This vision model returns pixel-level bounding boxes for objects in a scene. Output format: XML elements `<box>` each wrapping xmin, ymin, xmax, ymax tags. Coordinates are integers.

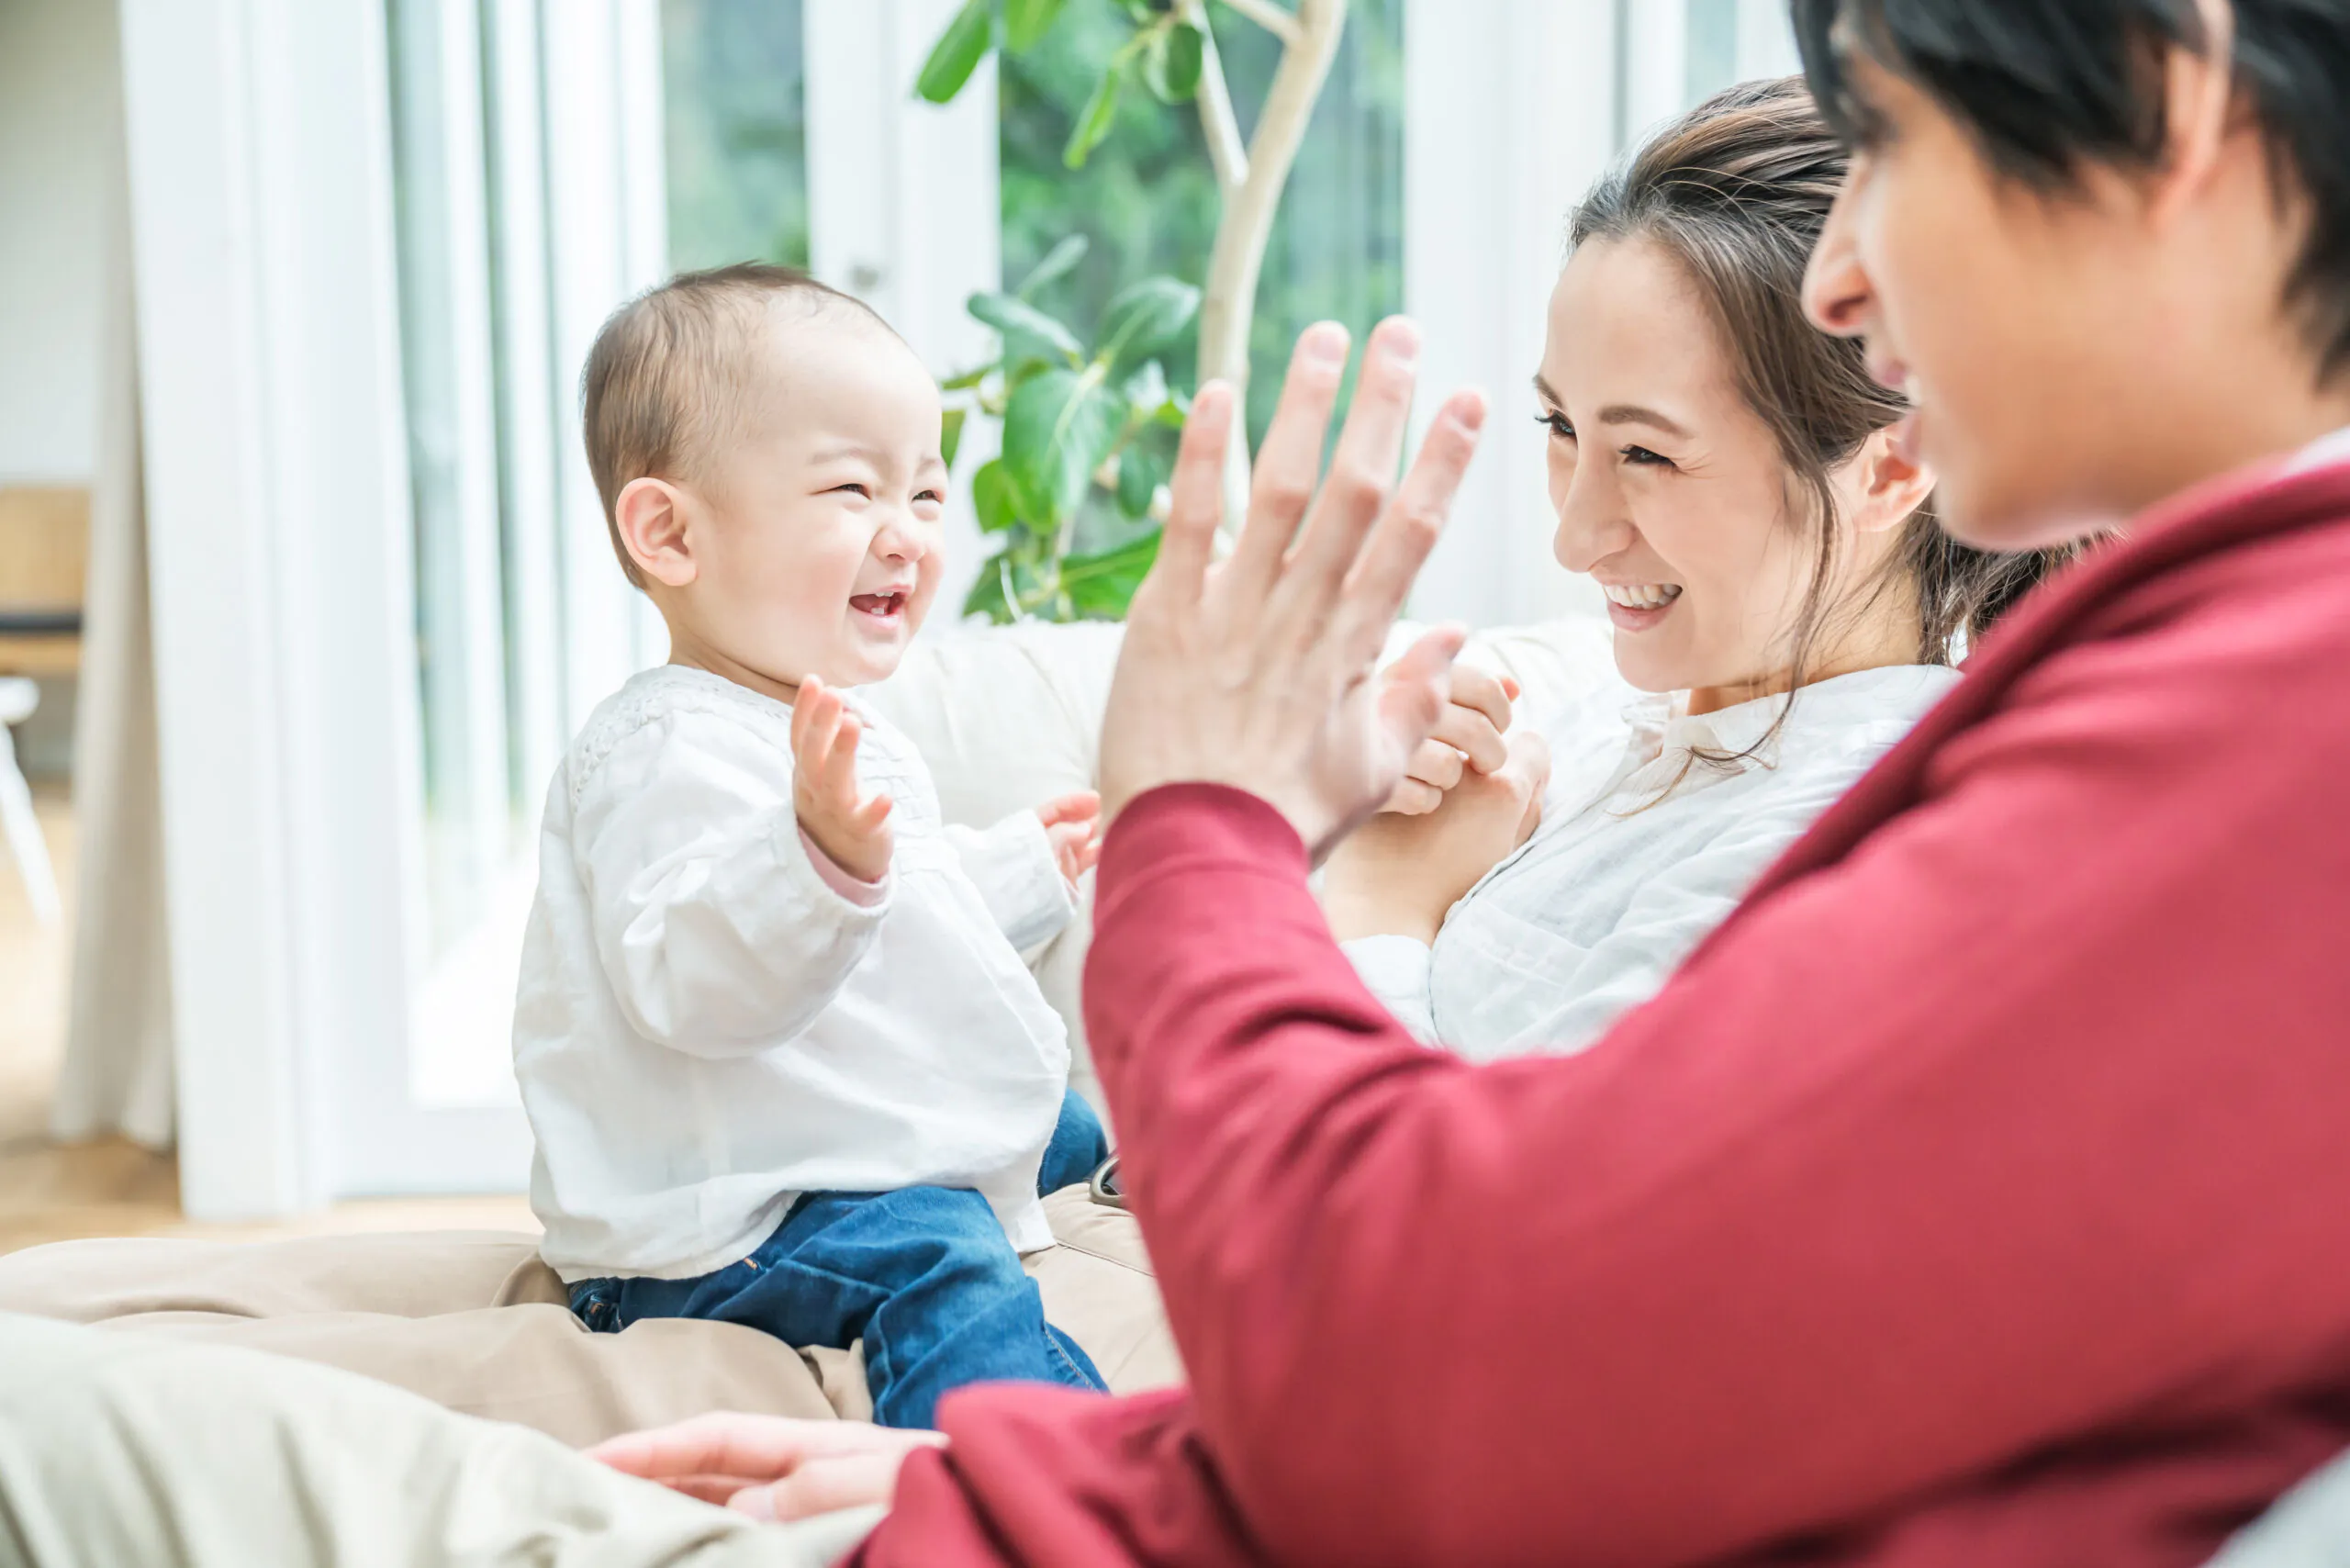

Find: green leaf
<box><xmin>1142</xmin><ymin>19</ymin><xmax>1205</xmax><ymax>103</ymax></box>
<box><xmin>915</xmin><ymin>0</ymin><xmax>995</xmax><ymax>105</ymax></box>
<box><xmin>966</xmin><ymin>291</ymin><xmax>1084</xmax><ymax>368</ymax></box>
<box><xmin>1122</xmin><ymin>357</ymin><xmax>1170</xmax><ymax>412</ymax></box>
<box><xmin>940</xmin><ymin>406</ymin><xmax>968</xmax><ymax>472</ymax></box>
<box><xmin>1114</xmin><ymin>423</ymin><xmax>1178</xmax><ymax>520</ymax></box>
<box><xmin>1003</xmin><ymin>367</ymin><xmax>1121</xmax><ymax>525</ymax></box>
<box><xmin>1096</xmin><ymin>276</ymin><xmax>1202</xmax><ymax>378</ymax></box>
<box><xmin>941</xmin><ymin>363</ymin><xmax>994</xmax><ymax>392</ymax></box>
<box><xmin>1004</xmin><ymin>0</ymin><xmax>1067</xmax><ymax>51</ymax></box>
<box><xmin>1015</xmin><ymin>234</ymin><xmax>1090</xmax><ymax>299</ymax></box>
<box><xmin>1114</xmin><ymin>446</ymin><xmax>1161</xmax><ymax>520</ymax></box>
<box><xmin>964</xmin><ymin>552</ymin><xmax>1017</xmax><ymax>622</ymax></box>
<box><xmin>1060</xmin><ymin>529</ymin><xmax>1163</xmax><ymax>621</ymax></box>
<box><xmin>1064</xmin><ymin>57</ymin><xmax>1127</xmax><ymax>169</ymax></box>
<box><xmin>971</xmin><ymin>457</ymin><xmax>1022</xmax><ymax>533</ymax></box>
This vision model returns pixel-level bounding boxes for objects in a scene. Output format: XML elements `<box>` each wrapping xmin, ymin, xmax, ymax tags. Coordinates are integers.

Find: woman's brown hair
<box><xmin>1570</xmin><ymin>76</ymin><xmax>2072</xmax><ymax>703</ymax></box>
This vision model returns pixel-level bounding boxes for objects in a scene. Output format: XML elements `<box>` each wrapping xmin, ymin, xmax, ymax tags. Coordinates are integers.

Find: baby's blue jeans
<box><xmin>568</xmin><ymin>1089</ymin><xmax>1110</xmax><ymax>1429</ymax></box>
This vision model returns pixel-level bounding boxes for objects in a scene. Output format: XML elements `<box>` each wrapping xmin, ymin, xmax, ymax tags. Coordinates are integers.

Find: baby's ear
<box><xmin>615</xmin><ymin>477</ymin><xmax>698</xmax><ymax>588</ymax></box>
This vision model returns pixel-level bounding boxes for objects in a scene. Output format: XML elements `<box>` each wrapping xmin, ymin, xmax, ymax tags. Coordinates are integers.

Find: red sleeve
<box><xmin>861</xmin><ymin>512</ymin><xmax>2350</xmax><ymax>1567</ymax></box>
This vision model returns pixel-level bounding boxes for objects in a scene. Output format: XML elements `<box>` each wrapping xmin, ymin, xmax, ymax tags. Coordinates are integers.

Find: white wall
<box><xmin>0</xmin><ymin>0</ymin><xmax>116</xmax><ymax>485</ymax></box>
<box><xmin>1403</xmin><ymin>0</ymin><xmax>1802</xmax><ymax>632</ymax></box>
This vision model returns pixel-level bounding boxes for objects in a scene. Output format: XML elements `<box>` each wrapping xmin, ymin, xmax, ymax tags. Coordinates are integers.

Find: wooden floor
<box><xmin>0</xmin><ymin>784</ymin><xmax>535</xmax><ymax>1257</ymax></box>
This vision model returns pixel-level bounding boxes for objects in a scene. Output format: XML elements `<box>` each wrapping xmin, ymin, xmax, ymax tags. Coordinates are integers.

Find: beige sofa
<box><xmin>0</xmin><ymin>618</ymin><xmax>1617</xmax><ymax>1446</ymax></box>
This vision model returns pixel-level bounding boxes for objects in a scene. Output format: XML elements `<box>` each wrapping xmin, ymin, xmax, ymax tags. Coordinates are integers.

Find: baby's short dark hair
<box><xmin>580</xmin><ymin>263</ymin><xmax>890</xmax><ymax>588</ymax></box>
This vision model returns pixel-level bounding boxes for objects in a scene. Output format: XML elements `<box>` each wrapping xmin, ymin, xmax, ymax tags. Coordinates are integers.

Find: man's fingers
<box><xmin>1375</xmin><ymin>624</ymin><xmax>1469</xmax><ymax>764</ymax></box>
<box><xmin>588</xmin><ymin>1413</ymin><xmax>858</xmax><ymax>1484</ymax></box>
<box><xmin>1228</xmin><ymin>324</ymin><xmax>1352</xmax><ymax>603</ymax></box>
<box><xmin>733</xmin><ymin>1450</ymin><xmax>923</xmax><ymax>1523</ymax></box>
<box><xmin>1283</xmin><ymin>319</ymin><xmax>1422</xmax><ymax>599</ymax></box>
<box><xmin>1152</xmin><ymin>382</ymin><xmax>1238</xmax><ymax>604</ymax></box>
<box><xmin>1332</xmin><ymin>390</ymin><xmax>1487</xmax><ymax>666</ymax></box>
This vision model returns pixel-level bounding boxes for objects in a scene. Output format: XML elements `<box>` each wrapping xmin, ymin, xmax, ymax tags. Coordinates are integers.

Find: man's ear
<box><xmin>1850</xmin><ymin>428</ymin><xmax>1935</xmax><ymax>536</ymax></box>
<box><xmin>2149</xmin><ymin>0</ymin><xmax>2237</xmax><ymax>230</ymax></box>
<box><xmin>615</xmin><ymin>476</ymin><xmax>697</xmax><ymax>588</ymax></box>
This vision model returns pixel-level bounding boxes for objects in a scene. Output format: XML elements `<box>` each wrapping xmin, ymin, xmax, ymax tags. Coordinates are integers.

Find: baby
<box><xmin>512</xmin><ymin>263</ymin><xmax>1110</xmax><ymax>1429</ymax></box>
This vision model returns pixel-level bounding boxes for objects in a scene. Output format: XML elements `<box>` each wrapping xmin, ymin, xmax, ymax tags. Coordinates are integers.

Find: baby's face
<box><xmin>680</xmin><ymin>312</ymin><xmax>948</xmax><ymax>689</ymax></box>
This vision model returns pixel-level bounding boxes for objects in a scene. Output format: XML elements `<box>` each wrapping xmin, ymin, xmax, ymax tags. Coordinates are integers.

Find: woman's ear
<box><xmin>1850</xmin><ymin>428</ymin><xmax>1935</xmax><ymax>536</ymax></box>
<box><xmin>615</xmin><ymin>476</ymin><xmax>697</xmax><ymax>588</ymax></box>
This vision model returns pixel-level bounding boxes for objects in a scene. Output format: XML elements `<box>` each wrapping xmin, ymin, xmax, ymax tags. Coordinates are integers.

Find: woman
<box><xmin>1327</xmin><ymin>80</ymin><xmax>2061</xmax><ymax>1059</ymax></box>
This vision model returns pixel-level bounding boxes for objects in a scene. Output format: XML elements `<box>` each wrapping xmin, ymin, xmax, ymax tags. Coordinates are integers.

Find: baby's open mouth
<box><xmin>851</xmin><ymin>591</ymin><xmax>907</xmax><ymax>620</ymax></box>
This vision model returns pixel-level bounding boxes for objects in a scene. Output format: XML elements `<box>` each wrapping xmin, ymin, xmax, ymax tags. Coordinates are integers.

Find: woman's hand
<box><xmin>792</xmin><ymin>678</ymin><xmax>893</xmax><ymax>884</ymax></box>
<box><xmin>1384</xmin><ymin>666</ymin><xmax>1518</xmax><ymax>816</ymax></box>
<box><xmin>1097</xmin><ymin>318</ymin><xmax>1488</xmax><ymax>860</ymax></box>
<box><xmin>1322</xmin><ymin>731</ymin><xmax>1552</xmax><ymax>944</ymax></box>
<box><xmin>587</xmin><ymin>1413</ymin><xmax>946</xmax><ymax>1522</ymax></box>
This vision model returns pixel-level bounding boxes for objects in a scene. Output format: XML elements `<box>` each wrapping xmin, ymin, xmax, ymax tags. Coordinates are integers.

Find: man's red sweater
<box><xmin>856</xmin><ymin>456</ymin><xmax>2350</xmax><ymax>1568</ymax></box>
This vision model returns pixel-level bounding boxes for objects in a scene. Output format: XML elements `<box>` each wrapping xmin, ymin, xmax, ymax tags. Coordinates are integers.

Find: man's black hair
<box><xmin>1791</xmin><ymin>0</ymin><xmax>2350</xmax><ymax>381</ymax></box>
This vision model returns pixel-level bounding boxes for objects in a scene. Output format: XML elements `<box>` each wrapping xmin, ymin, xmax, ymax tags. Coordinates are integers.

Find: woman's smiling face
<box><xmin>1539</xmin><ymin>235</ymin><xmax>1823</xmax><ymax>701</ymax></box>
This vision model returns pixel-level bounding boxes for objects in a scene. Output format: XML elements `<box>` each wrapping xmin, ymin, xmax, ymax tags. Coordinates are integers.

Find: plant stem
<box><xmin>1216</xmin><ymin>0</ymin><xmax>1304</xmax><ymax>48</ymax></box>
<box><xmin>1193</xmin><ymin>14</ymin><xmax>1249</xmax><ymax>194</ymax></box>
<box><xmin>1192</xmin><ymin>0</ymin><xmax>1348</xmax><ymax>521</ymax></box>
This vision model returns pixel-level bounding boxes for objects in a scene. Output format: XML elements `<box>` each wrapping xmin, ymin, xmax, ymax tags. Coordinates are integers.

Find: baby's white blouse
<box><xmin>1346</xmin><ymin>664</ymin><xmax>1961</xmax><ymax>1062</ymax></box>
<box><xmin>514</xmin><ymin>665</ymin><xmax>1076</xmax><ymax>1283</ymax></box>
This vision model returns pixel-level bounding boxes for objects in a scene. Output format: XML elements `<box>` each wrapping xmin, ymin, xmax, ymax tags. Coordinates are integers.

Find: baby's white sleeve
<box><xmin>943</xmin><ymin>811</ymin><xmax>1076</xmax><ymax>955</ymax></box>
<box><xmin>1341</xmin><ymin>935</ymin><xmax>1439</xmax><ymax>1045</ymax></box>
<box><xmin>574</xmin><ymin>712</ymin><xmax>887</xmax><ymax>1055</ymax></box>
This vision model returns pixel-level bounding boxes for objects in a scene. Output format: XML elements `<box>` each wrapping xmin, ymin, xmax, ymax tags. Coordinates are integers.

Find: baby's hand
<box><xmin>1036</xmin><ymin>791</ymin><xmax>1102</xmax><ymax>887</ymax></box>
<box><xmin>1383</xmin><ymin>667</ymin><xmax>1520</xmax><ymax>816</ymax></box>
<box><xmin>791</xmin><ymin>678</ymin><xmax>893</xmax><ymax>884</ymax></box>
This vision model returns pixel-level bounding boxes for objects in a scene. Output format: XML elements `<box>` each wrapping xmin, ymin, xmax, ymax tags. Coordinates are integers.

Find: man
<box><xmin>6</xmin><ymin>2</ymin><xmax>2350</xmax><ymax>1564</ymax></box>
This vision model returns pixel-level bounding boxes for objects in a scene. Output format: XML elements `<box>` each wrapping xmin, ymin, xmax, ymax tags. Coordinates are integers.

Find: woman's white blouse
<box><xmin>513</xmin><ymin>666</ymin><xmax>1075</xmax><ymax>1283</ymax></box>
<box><xmin>1345</xmin><ymin>664</ymin><xmax>1961</xmax><ymax>1062</ymax></box>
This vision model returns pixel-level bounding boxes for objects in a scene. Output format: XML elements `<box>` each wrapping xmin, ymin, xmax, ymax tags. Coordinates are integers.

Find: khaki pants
<box><xmin>0</xmin><ymin>1314</ymin><xmax>882</xmax><ymax>1568</ymax></box>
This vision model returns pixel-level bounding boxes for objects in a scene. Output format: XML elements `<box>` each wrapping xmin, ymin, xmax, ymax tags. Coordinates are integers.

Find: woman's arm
<box><xmin>1322</xmin><ymin>731</ymin><xmax>1549</xmax><ymax>1041</ymax></box>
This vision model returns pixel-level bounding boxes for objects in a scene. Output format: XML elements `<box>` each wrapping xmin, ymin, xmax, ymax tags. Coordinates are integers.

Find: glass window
<box><xmin>386</xmin><ymin>0</ymin><xmax>518</xmax><ymax>960</ymax></box>
<box><xmin>662</xmin><ymin>0</ymin><xmax>810</xmax><ymax>271</ymax></box>
<box><xmin>1685</xmin><ymin>0</ymin><xmax>1742</xmax><ymax>105</ymax></box>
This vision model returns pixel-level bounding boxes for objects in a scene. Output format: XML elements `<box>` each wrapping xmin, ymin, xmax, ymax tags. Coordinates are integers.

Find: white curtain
<box><xmin>50</xmin><ymin>50</ymin><xmax>173</xmax><ymax>1150</ymax></box>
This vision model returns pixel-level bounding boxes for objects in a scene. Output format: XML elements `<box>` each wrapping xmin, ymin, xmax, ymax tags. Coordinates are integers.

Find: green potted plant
<box><xmin>918</xmin><ymin>0</ymin><xmax>1351</xmax><ymax>622</ymax></box>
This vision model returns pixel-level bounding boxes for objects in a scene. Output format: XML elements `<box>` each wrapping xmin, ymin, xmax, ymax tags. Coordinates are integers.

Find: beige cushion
<box><xmin>0</xmin><ymin>1189</ymin><xmax>1172</xmax><ymax>1447</ymax></box>
<box><xmin>0</xmin><ymin>619</ymin><xmax>1599</xmax><ymax>1445</ymax></box>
